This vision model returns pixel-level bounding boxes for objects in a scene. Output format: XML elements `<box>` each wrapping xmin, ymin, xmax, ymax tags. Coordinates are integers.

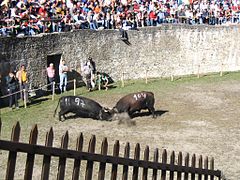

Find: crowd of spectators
<box><xmin>0</xmin><ymin>0</ymin><xmax>240</xmax><ymax>37</ymax></box>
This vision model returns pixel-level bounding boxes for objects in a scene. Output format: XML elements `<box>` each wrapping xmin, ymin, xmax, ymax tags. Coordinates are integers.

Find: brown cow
<box><xmin>112</xmin><ymin>91</ymin><xmax>156</xmax><ymax>118</ymax></box>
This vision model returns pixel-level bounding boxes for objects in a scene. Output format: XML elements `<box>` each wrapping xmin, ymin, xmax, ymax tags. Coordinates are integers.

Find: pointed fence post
<box><xmin>152</xmin><ymin>148</ymin><xmax>159</xmax><ymax>180</ymax></box>
<box><xmin>161</xmin><ymin>149</ymin><xmax>167</xmax><ymax>180</ymax></box>
<box><xmin>142</xmin><ymin>146</ymin><xmax>149</xmax><ymax>180</ymax></box>
<box><xmin>110</xmin><ymin>140</ymin><xmax>120</xmax><ymax>180</ymax></box>
<box><xmin>85</xmin><ymin>135</ymin><xmax>96</xmax><ymax>180</ymax></box>
<box><xmin>184</xmin><ymin>153</ymin><xmax>189</xmax><ymax>180</ymax></box>
<box><xmin>72</xmin><ymin>133</ymin><xmax>84</xmax><ymax>180</ymax></box>
<box><xmin>210</xmin><ymin>158</ymin><xmax>214</xmax><ymax>180</ymax></box>
<box><xmin>170</xmin><ymin>151</ymin><xmax>175</xmax><ymax>180</ymax></box>
<box><xmin>6</xmin><ymin>122</ymin><xmax>21</xmax><ymax>180</ymax></box>
<box><xmin>191</xmin><ymin>154</ymin><xmax>196</xmax><ymax>180</ymax></box>
<box><xmin>132</xmin><ymin>143</ymin><xmax>140</xmax><ymax>180</ymax></box>
<box><xmin>41</xmin><ymin>127</ymin><xmax>54</xmax><ymax>180</ymax></box>
<box><xmin>177</xmin><ymin>152</ymin><xmax>182</xmax><ymax>180</ymax></box>
<box><xmin>24</xmin><ymin>124</ymin><xmax>38</xmax><ymax>180</ymax></box>
<box><xmin>204</xmin><ymin>157</ymin><xmax>208</xmax><ymax>180</ymax></box>
<box><xmin>98</xmin><ymin>137</ymin><xmax>108</xmax><ymax>180</ymax></box>
<box><xmin>122</xmin><ymin>142</ymin><xmax>130</xmax><ymax>180</ymax></box>
<box><xmin>198</xmin><ymin>155</ymin><xmax>203</xmax><ymax>180</ymax></box>
<box><xmin>57</xmin><ymin>131</ymin><xmax>69</xmax><ymax>180</ymax></box>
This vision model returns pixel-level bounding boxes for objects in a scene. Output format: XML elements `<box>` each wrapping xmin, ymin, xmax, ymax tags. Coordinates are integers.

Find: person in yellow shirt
<box><xmin>16</xmin><ymin>65</ymin><xmax>29</xmax><ymax>103</ymax></box>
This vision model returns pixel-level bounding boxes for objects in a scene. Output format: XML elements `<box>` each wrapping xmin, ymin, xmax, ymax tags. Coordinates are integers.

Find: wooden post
<box><xmin>197</xmin><ymin>65</ymin><xmax>200</xmax><ymax>78</ymax></box>
<box><xmin>121</xmin><ymin>72</ymin><xmax>124</xmax><ymax>88</ymax></box>
<box><xmin>73</xmin><ymin>79</ymin><xmax>76</xmax><ymax>96</ymax></box>
<box><xmin>145</xmin><ymin>69</ymin><xmax>148</xmax><ymax>84</ymax></box>
<box><xmin>23</xmin><ymin>89</ymin><xmax>27</xmax><ymax>108</ymax></box>
<box><xmin>220</xmin><ymin>63</ymin><xmax>223</xmax><ymax>76</ymax></box>
<box><xmin>52</xmin><ymin>82</ymin><xmax>55</xmax><ymax>101</ymax></box>
<box><xmin>98</xmin><ymin>74</ymin><xmax>101</xmax><ymax>91</ymax></box>
<box><xmin>171</xmin><ymin>67</ymin><xmax>174</xmax><ymax>81</ymax></box>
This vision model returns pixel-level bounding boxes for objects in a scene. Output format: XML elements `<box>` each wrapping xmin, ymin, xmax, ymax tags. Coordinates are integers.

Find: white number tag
<box><xmin>133</xmin><ymin>93</ymin><xmax>146</xmax><ymax>101</ymax></box>
<box><xmin>75</xmin><ymin>98</ymin><xmax>85</xmax><ymax>107</ymax></box>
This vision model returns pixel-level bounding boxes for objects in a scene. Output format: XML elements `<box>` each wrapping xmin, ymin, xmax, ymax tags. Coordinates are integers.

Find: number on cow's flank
<box><xmin>133</xmin><ymin>93</ymin><xmax>146</xmax><ymax>101</ymax></box>
<box><xmin>75</xmin><ymin>98</ymin><xmax>85</xmax><ymax>107</ymax></box>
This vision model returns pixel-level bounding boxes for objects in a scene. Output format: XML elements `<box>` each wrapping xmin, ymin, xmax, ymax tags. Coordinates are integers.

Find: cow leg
<box><xmin>148</xmin><ymin>107</ymin><xmax>156</xmax><ymax>118</ymax></box>
<box><xmin>59</xmin><ymin>110</ymin><xmax>69</xmax><ymax>121</ymax></box>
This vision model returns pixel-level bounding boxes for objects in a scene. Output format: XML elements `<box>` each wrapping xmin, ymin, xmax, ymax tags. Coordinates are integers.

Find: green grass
<box><xmin>1</xmin><ymin>71</ymin><xmax>240</xmax><ymax>139</ymax></box>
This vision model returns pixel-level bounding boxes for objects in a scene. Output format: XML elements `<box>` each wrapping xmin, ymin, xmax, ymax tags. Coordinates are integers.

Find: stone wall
<box><xmin>0</xmin><ymin>24</ymin><xmax>240</xmax><ymax>89</ymax></box>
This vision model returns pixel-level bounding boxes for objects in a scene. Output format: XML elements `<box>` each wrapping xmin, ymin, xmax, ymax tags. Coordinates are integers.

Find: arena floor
<box><xmin>1</xmin><ymin>77</ymin><xmax>240</xmax><ymax>179</ymax></box>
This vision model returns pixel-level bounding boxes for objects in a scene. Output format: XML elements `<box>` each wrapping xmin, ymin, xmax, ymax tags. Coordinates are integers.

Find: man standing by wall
<box><xmin>46</xmin><ymin>63</ymin><xmax>55</xmax><ymax>92</ymax></box>
<box><xmin>6</xmin><ymin>71</ymin><xmax>19</xmax><ymax>109</ymax></box>
<box><xmin>59</xmin><ymin>59</ymin><xmax>69</xmax><ymax>93</ymax></box>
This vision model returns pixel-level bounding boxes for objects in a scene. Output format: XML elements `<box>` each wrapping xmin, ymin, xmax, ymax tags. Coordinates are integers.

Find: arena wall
<box><xmin>0</xmin><ymin>24</ymin><xmax>240</xmax><ymax>88</ymax></box>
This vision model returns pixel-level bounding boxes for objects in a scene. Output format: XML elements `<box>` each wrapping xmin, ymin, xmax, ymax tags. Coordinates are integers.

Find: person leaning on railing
<box><xmin>16</xmin><ymin>64</ymin><xmax>29</xmax><ymax>103</ymax></box>
<box><xmin>6</xmin><ymin>71</ymin><xmax>19</xmax><ymax>110</ymax></box>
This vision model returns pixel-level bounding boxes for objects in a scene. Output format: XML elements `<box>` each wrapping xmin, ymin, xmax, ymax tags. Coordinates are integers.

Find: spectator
<box><xmin>6</xmin><ymin>71</ymin><xmax>19</xmax><ymax>109</ymax></box>
<box><xmin>96</xmin><ymin>71</ymin><xmax>109</xmax><ymax>91</ymax></box>
<box><xmin>82</xmin><ymin>60</ymin><xmax>92</xmax><ymax>92</ymax></box>
<box><xmin>46</xmin><ymin>63</ymin><xmax>55</xmax><ymax>92</ymax></box>
<box><xmin>16</xmin><ymin>64</ymin><xmax>29</xmax><ymax>103</ymax></box>
<box><xmin>59</xmin><ymin>59</ymin><xmax>69</xmax><ymax>93</ymax></box>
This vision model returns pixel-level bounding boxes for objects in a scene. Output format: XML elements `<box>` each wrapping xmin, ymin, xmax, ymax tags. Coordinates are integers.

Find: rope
<box><xmin>0</xmin><ymin>79</ymin><xmax>77</xmax><ymax>99</ymax></box>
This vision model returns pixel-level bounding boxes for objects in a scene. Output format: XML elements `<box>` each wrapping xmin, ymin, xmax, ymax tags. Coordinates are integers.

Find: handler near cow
<box><xmin>54</xmin><ymin>91</ymin><xmax>156</xmax><ymax>122</ymax></box>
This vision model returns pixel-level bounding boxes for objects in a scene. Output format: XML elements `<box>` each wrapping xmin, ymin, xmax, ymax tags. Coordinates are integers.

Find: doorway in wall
<box><xmin>47</xmin><ymin>54</ymin><xmax>61</xmax><ymax>91</ymax></box>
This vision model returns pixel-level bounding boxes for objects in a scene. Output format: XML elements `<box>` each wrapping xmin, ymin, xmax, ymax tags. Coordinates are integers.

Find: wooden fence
<box><xmin>0</xmin><ymin>120</ymin><xmax>222</xmax><ymax>180</ymax></box>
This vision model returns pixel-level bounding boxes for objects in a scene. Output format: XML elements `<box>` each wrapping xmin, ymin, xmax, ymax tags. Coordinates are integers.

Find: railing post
<box><xmin>73</xmin><ymin>79</ymin><xmax>76</xmax><ymax>96</ymax></box>
<box><xmin>52</xmin><ymin>82</ymin><xmax>55</xmax><ymax>101</ymax></box>
<box><xmin>23</xmin><ymin>89</ymin><xmax>27</xmax><ymax>108</ymax></box>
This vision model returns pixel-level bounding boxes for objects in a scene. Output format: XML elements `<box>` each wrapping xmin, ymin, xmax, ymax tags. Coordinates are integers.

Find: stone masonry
<box><xmin>0</xmin><ymin>24</ymin><xmax>240</xmax><ymax>89</ymax></box>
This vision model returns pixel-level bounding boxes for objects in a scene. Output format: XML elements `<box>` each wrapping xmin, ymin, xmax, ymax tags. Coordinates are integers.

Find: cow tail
<box><xmin>53</xmin><ymin>97</ymin><xmax>61</xmax><ymax>117</ymax></box>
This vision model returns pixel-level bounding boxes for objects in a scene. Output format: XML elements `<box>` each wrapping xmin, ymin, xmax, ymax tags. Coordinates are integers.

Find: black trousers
<box><xmin>9</xmin><ymin>88</ymin><xmax>18</xmax><ymax>108</ymax></box>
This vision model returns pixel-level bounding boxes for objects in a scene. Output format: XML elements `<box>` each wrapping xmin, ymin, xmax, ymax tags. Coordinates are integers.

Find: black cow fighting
<box><xmin>112</xmin><ymin>91</ymin><xmax>156</xmax><ymax>118</ymax></box>
<box><xmin>54</xmin><ymin>96</ymin><xmax>112</xmax><ymax>121</ymax></box>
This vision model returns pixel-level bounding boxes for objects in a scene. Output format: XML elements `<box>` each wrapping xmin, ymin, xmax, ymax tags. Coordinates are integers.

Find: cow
<box><xmin>54</xmin><ymin>96</ymin><xmax>112</xmax><ymax>121</ymax></box>
<box><xmin>112</xmin><ymin>91</ymin><xmax>156</xmax><ymax>118</ymax></box>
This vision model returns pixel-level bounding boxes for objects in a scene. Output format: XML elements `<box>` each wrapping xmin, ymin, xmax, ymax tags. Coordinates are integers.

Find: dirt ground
<box><xmin>1</xmin><ymin>79</ymin><xmax>240</xmax><ymax>179</ymax></box>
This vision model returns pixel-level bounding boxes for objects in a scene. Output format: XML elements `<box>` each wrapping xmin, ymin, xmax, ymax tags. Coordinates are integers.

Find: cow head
<box><xmin>99</xmin><ymin>107</ymin><xmax>113</xmax><ymax>121</ymax></box>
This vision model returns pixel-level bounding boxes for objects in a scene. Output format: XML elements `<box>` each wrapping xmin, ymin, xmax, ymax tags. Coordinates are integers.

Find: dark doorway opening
<box><xmin>47</xmin><ymin>54</ymin><xmax>61</xmax><ymax>92</ymax></box>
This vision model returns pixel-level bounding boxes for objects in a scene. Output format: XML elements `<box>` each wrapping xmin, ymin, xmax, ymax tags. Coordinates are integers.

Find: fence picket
<box><xmin>122</xmin><ymin>142</ymin><xmax>130</xmax><ymax>180</ymax></box>
<box><xmin>177</xmin><ymin>152</ymin><xmax>182</xmax><ymax>180</ymax></box>
<box><xmin>98</xmin><ymin>137</ymin><xmax>108</xmax><ymax>180</ymax></box>
<box><xmin>170</xmin><ymin>151</ymin><xmax>175</xmax><ymax>180</ymax></box>
<box><xmin>5</xmin><ymin>121</ymin><xmax>20</xmax><ymax>180</ymax></box>
<box><xmin>142</xmin><ymin>145</ymin><xmax>149</xmax><ymax>180</ymax></box>
<box><xmin>152</xmin><ymin>148</ymin><xmax>159</xmax><ymax>180</ymax></box>
<box><xmin>24</xmin><ymin>124</ymin><xmax>38</xmax><ymax>180</ymax></box>
<box><xmin>198</xmin><ymin>155</ymin><xmax>203</xmax><ymax>180</ymax></box>
<box><xmin>110</xmin><ymin>140</ymin><xmax>120</xmax><ymax>180</ymax></box>
<box><xmin>132</xmin><ymin>143</ymin><xmax>140</xmax><ymax>180</ymax></box>
<box><xmin>57</xmin><ymin>131</ymin><xmax>69</xmax><ymax>180</ymax></box>
<box><xmin>184</xmin><ymin>153</ymin><xmax>189</xmax><ymax>180</ymax></box>
<box><xmin>41</xmin><ymin>127</ymin><xmax>54</xmax><ymax>180</ymax></box>
<box><xmin>72</xmin><ymin>133</ymin><xmax>84</xmax><ymax>180</ymax></box>
<box><xmin>161</xmin><ymin>149</ymin><xmax>167</xmax><ymax>180</ymax></box>
<box><xmin>85</xmin><ymin>135</ymin><xmax>96</xmax><ymax>180</ymax></box>
<box><xmin>204</xmin><ymin>157</ymin><xmax>208</xmax><ymax>180</ymax></box>
<box><xmin>191</xmin><ymin>154</ymin><xmax>196</xmax><ymax>180</ymax></box>
<box><xmin>210</xmin><ymin>158</ymin><xmax>214</xmax><ymax>180</ymax></box>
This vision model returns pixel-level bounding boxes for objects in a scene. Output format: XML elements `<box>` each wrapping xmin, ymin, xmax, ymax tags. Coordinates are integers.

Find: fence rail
<box><xmin>0</xmin><ymin>120</ymin><xmax>222</xmax><ymax>180</ymax></box>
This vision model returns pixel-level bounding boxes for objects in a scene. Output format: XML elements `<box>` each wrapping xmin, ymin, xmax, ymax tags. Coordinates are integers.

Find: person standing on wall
<box><xmin>59</xmin><ymin>59</ymin><xmax>69</xmax><ymax>93</ymax></box>
<box><xmin>16</xmin><ymin>64</ymin><xmax>29</xmax><ymax>103</ymax></box>
<box><xmin>46</xmin><ymin>63</ymin><xmax>55</xmax><ymax>92</ymax></box>
<box><xmin>87</xmin><ymin>57</ymin><xmax>96</xmax><ymax>89</ymax></box>
<box><xmin>6</xmin><ymin>71</ymin><xmax>19</xmax><ymax>109</ymax></box>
